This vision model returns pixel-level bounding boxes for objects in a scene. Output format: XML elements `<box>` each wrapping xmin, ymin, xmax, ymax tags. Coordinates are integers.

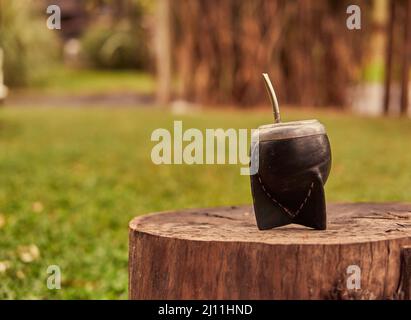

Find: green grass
<box><xmin>28</xmin><ymin>67</ymin><xmax>156</xmax><ymax>95</ymax></box>
<box><xmin>0</xmin><ymin>106</ymin><xmax>410</xmax><ymax>299</ymax></box>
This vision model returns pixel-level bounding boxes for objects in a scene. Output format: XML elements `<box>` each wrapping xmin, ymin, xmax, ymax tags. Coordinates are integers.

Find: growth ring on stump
<box><xmin>129</xmin><ymin>203</ymin><xmax>411</xmax><ymax>300</ymax></box>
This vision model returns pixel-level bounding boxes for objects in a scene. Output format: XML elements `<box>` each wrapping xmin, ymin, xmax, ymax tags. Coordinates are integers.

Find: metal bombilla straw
<box><xmin>262</xmin><ymin>73</ymin><xmax>281</xmax><ymax>123</ymax></box>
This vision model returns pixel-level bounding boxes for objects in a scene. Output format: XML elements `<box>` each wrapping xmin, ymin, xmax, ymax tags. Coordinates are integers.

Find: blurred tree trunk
<box><xmin>384</xmin><ymin>0</ymin><xmax>395</xmax><ymax>114</ymax></box>
<box><xmin>155</xmin><ymin>0</ymin><xmax>171</xmax><ymax>105</ymax></box>
<box><xmin>384</xmin><ymin>0</ymin><xmax>410</xmax><ymax>116</ymax></box>
<box><xmin>369</xmin><ymin>0</ymin><xmax>388</xmax><ymax>113</ymax></box>
<box><xmin>171</xmin><ymin>0</ymin><xmax>372</xmax><ymax>107</ymax></box>
<box><xmin>400</xmin><ymin>0</ymin><xmax>411</xmax><ymax>115</ymax></box>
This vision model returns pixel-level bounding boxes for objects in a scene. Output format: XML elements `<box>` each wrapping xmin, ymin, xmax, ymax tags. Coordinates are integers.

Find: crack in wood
<box><xmin>353</xmin><ymin>212</ymin><xmax>411</xmax><ymax>220</ymax></box>
<box><xmin>202</xmin><ymin>212</ymin><xmax>237</xmax><ymax>220</ymax></box>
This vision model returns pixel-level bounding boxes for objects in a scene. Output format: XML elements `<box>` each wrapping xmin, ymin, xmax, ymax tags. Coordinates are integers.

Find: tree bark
<box><xmin>398</xmin><ymin>246</ymin><xmax>411</xmax><ymax>299</ymax></box>
<box><xmin>129</xmin><ymin>203</ymin><xmax>411</xmax><ymax>300</ymax></box>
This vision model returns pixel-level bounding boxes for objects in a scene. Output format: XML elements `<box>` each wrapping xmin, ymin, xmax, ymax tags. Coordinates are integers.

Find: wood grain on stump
<box><xmin>129</xmin><ymin>203</ymin><xmax>411</xmax><ymax>300</ymax></box>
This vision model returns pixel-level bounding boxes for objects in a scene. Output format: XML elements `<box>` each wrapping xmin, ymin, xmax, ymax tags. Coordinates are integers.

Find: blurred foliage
<box><xmin>0</xmin><ymin>0</ymin><xmax>60</xmax><ymax>87</ymax></box>
<box><xmin>363</xmin><ymin>60</ymin><xmax>385</xmax><ymax>83</ymax></box>
<box><xmin>85</xmin><ymin>0</ymin><xmax>156</xmax><ymax>15</ymax></box>
<box><xmin>81</xmin><ymin>21</ymin><xmax>149</xmax><ymax>70</ymax></box>
<box><xmin>81</xmin><ymin>1</ymin><xmax>150</xmax><ymax>70</ymax></box>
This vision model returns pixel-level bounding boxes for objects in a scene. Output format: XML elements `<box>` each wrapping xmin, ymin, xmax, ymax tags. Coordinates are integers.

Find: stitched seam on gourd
<box><xmin>257</xmin><ymin>174</ymin><xmax>314</xmax><ymax>219</ymax></box>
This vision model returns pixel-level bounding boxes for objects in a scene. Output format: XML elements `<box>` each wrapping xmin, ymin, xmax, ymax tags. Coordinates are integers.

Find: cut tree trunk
<box><xmin>129</xmin><ymin>203</ymin><xmax>411</xmax><ymax>300</ymax></box>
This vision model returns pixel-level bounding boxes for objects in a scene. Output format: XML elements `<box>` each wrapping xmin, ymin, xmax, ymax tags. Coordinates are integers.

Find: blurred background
<box><xmin>0</xmin><ymin>0</ymin><xmax>410</xmax><ymax>299</ymax></box>
<box><xmin>1</xmin><ymin>0</ymin><xmax>410</xmax><ymax>113</ymax></box>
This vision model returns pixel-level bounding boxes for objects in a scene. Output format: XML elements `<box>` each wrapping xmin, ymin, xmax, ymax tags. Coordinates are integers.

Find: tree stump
<box><xmin>129</xmin><ymin>203</ymin><xmax>411</xmax><ymax>300</ymax></box>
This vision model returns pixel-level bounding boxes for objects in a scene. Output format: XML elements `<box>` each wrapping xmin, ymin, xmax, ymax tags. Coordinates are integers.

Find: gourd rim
<box><xmin>256</xmin><ymin>119</ymin><xmax>326</xmax><ymax>141</ymax></box>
